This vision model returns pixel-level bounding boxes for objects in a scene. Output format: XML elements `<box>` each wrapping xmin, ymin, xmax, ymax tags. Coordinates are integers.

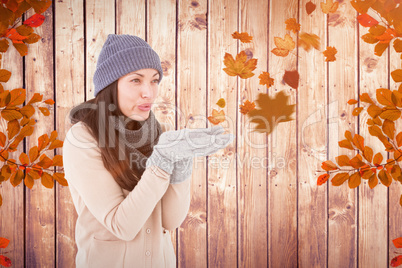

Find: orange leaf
<box><xmin>391</xmin><ymin>69</ymin><xmax>402</xmax><ymax>83</ymax></box>
<box><xmin>239</xmin><ymin>100</ymin><xmax>255</xmax><ymax>115</ymax></box>
<box><xmin>259</xmin><ymin>72</ymin><xmax>274</xmax><ymax>88</ymax></box>
<box><xmin>374</xmin><ymin>41</ymin><xmax>389</xmax><ymax>56</ymax></box>
<box><xmin>48</xmin><ymin>139</ymin><xmax>63</xmax><ymax>150</ymax></box>
<box><xmin>320</xmin><ymin>0</ymin><xmax>339</xmax><ymax>13</ymax></box>
<box><xmin>306</xmin><ymin>1</ymin><xmax>317</xmax><ymax>15</ymax></box>
<box><xmin>321</xmin><ymin>160</ymin><xmax>337</xmax><ymax>171</ymax></box>
<box><xmin>285</xmin><ymin>18</ymin><xmax>300</xmax><ymax>33</ymax></box>
<box><xmin>0</xmin><ymin>132</ymin><xmax>6</xmax><ymax>147</ymax></box>
<box><xmin>23</xmin><ymin>13</ymin><xmax>45</xmax><ymax>27</ymax></box>
<box><xmin>349</xmin><ymin>154</ymin><xmax>365</xmax><ymax>168</ymax></box>
<box><xmin>373</xmin><ymin>152</ymin><xmax>383</xmax><ymax>166</ymax></box>
<box><xmin>49</xmin><ymin>130</ymin><xmax>58</xmax><ymax>143</ymax></box>
<box><xmin>367</xmin><ymin>104</ymin><xmax>383</xmax><ymax>118</ymax></box>
<box><xmin>0</xmin><ymin>237</ymin><xmax>10</xmax><ymax>248</ymax></box>
<box><xmin>323</xmin><ymin>46</ymin><xmax>337</xmax><ymax>62</ymax></box>
<box><xmin>370</xmin><ymin>25</ymin><xmax>386</xmax><ymax>36</ymax></box>
<box><xmin>271</xmin><ymin>34</ymin><xmax>295</xmax><ymax>57</ymax></box>
<box><xmin>53</xmin><ymin>172</ymin><xmax>68</xmax><ymax>186</ymax></box>
<box><xmin>0</xmin><ymin>39</ymin><xmax>9</xmax><ymax>53</ymax></box>
<box><xmin>7</xmin><ymin>119</ymin><xmax>19</xmax><ymax>140</ymax></box>
<box><xmin>216</xmin><ymin>98</ymin><xmax>226</xmax><ymax>108</ymax></box>
<box><xmin>283</xmin><ymin>70</ymin><xmax>299</xmax><ymax>89</ymax></box>
<box><xmin>19</xmin><ymin>152</ymin><xmax>29</xmax><ymax>165</ymax></box>
<box><xmin>12</xmin><ymin>42</ymin><xmax>28</xmax><ymax>57</ymax></box>
<box><xmin>5</xmin><ymin>0</ymin><xmax>18</xmax><ymax>12</ymax></box>
<box><xmin>391</xmin><ymin>255</ymin><xmax>402</xmax><ymax>267</ymax></box>
<box><xmin>336</xmin><ymin>155</ymin><xmax>351</xmax><ymax>166</ymax></box>
<box><xmin>375</xmin><ymin>28</ymin><xmax>396</xmax><ymax>44</ymax></box>
<box><xmin>350</xmin><ymin>0</ymin><xmax>376</xmax><ymax>14</ymax></box>
<box><xmin>8</xmin><ymin>88</ymin><xmax>25</xmax><ymax>106</ymax></box>
<box><xmin>394</xmin><ymin>237</ymin><xmax>402</xmax><ymax>248</ymax></box>
<box><xmin>368</xmin><ymin>173</ymin><xmax>378</xmax><ymax>189</ymax></box>
<box><xmin>378</xmin><ymin>169</ymin><xmax>392</xmax><ymax>186</ymax></box>
<box><xmin>26</xmin><ymin>0</ymin><xmax>52</xmax><ymax>14</ymax></box>
<box><xmin>331</xmin><ymin>172</ymin><xmax>349</xmax><ymax>186</ymax></box>
<box><xmin>9</xmin><ymin>169</ymin><xmax>24</xmax><ymax>187</ymax></box>
<box><xmin>352</xmin><ymin>107</ymin><xmax>364</xmax><ymax>116</ymax></box>
<box><xmin>24</xmin><ymin>173</ymin><xmax>34</xmax><ymax>189</ymax></box>
<box><xmin>19</xmin><ymin>104</ymin><xmax>35</xmax><ymax>118</ymax></box>
<box><xmin>38</xmin><ymin>106</ymin><xmax>50</xmax><ymax>116</ymax></box>
<box><xmin>298</xmin><ymin>32</ymin><xmax>320</xmax><ymax>51</ymax></box>
<box><xmin>357</xmin><ymin>13</ymin><xmax>379</xmax><ymax>27</ymax></box>
<box><xmin>24</xmin><ymin>33</ymin><xmax>41</xmax><ymax>44</ymax></box>
<box><xmin>27</xmin><ymin>92</ymin><xmax>43</xmax><ymax>105</ymax></box>
<box><xmin>339</xmin><ymin>139</ymin><xmax>354</xmax><ymax>150</ymax></box>
<box><xmin>360</xmin><ymin>93</ymin><xmax>374</xmax><ymax>104</ymax></box>
<box><xmin>36</xmin><ymin>154</ymin><xmax>53</xmax><ymax>169</ymax></box>
<box><xmin>4</xmin><ymin>28</ymin><xmax>27</xmax><ymax>43</ymax></box>
<box><xmin>208</xmin><ymin>109</ymin><xmax>225</xmax><ymax>125</ymax></box>
<box><xmin>44</xmin><ymin>98</ymin><xmax>55</xmax><ymax>105</ymax></box>
<box><xmin>52</xmin><ymin>155</ymin><xmax>63</xmax><ymax>166</ymax></box>
<box><xmin>363</xmin><ymin>146</ymin><xmax>373</xmax><ymax>162</ymax></box>
<box><xmin>1</xmin><ymin>109</ymin><xmax>23</xmax><ymax>121</ymax></box>
<box><xmin>394</xmin><ymin>39</ymin><xmax>402</xmax><ymax>53</ymax></box>
<box><xmin>15</xmin><ymin>24</ymin><xmax>33</xmax><ymax>36</ymax></box>
<box><xmin>41</xmin><ymin>172</ymin><xmax>53</xmax><ymax>189</ymax></box>
<box><xmin>232</xmin><ymin>31</ymin><xmax>253</xmax><ymax>43</ymax></box>
<box><xmin>382</xmin><ymin>119</ymin><xmax>395</xmax><ymax>139</ymax></box>
<box><xmin>396</xmin><ymin>131</ymin><xmax>402</xmax><ymax>147</ymax></box>
<box><xmin>379</xmin><ymin>109</ymin><xmax>401</xmax><ymax>121</ymax></box>
<box><xmin>347</xmin><ymin>99</ymin><xmax>358</xmax><ymax>105</ymax></box>
<box><xmin>317</xmin><ymin>173</ymin><xmax>329</xmax><ymax>185</ymax></box>
<box><xmin>362</xmin><ymin>32</ymin><xmax>380</xmax><ymax>44</ymax></box>
<box><xmin>352</xmin><ymin>134</ymin><xmax>364</xmax><ymax>151</ymax></box>
<box><xmin>348</xmin><ymin>172</ymin><xmax>361</xmax><ymax>188</ymax></box>
<box><xmin>29</xmin><ymin>146</ymin><xmax>39</xmax><ymax>163</ymax></box>
<box><xmin>38</xmin><ymin>134</ymin><xmax>49</xmax><ymax>151</ymax></box>
<box><xmin>0</xmin><ymin>69</ymin><xmax>11</xmax><ymax>83</ymax></box>
<box><xmin>223</xmin><ymin>51</ymin><xmax>257</xmax><ymax>79</ymax></box>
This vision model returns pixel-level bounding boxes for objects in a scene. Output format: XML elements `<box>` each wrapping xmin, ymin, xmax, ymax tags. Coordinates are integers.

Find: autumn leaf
<box><xmin>348</xmin><ymin>172</ymin><xmax>361</xmax><ymax>188</ymax></box>
<box><xmin>378</xmin><ymin>169</ymin><xmax>392</xmax><ymax>186</ymax></box>
<box><xmin>0</xmin><ymin>39</ymin><xmax>9</xmax><ymax>53</ymax></box>
<box><xmin>317</xmin><ymin>173</ymin><xmax>329</xmax><ymax>185</ymax></box>
<box><xmin>357</xmin><ymin>13</ymin><xmax>379</xmax><ymax>27</ymax></box>
<box><xmin>41</xmin><ymin>172</ymin><xmax>53</xmax><ymax>188</ymax></box>
<box><xmin>271</xmin><ymin>34</ymin><xmax>295</xmax><ymax>57</ymax></box>
<box><xmin>239</xmin><ymin>100</ymin><xmax>255</xmax><ymax>115</ymax></box>
<box><xmin>320</xmin><ymin>0</ymin><xmax>339</xmax><ymax>14</ymax></box>
<box><xmin>323</xmin><ymin>46</ymin><xmax>337</xmax><ymax>61</ymax></box>
<box><xmin>23</xmin><ymin>13</ymin><xmax>45</xmax><ymax>27</ymax></box>
<box><xmin>16</xmin><ymin>24</ymin><xmax>33</xmax><ymax>37</ymax></box>
<box><xmin>374</xmin><ymin>41</ymin><xmax>389</xmax><ymax>56</ymax></box>
<box><xmin>216</xmin><ymin>98</ymin><xmax>226</xmax><ymax>108</ymax></box>
<box><xmin>24</xmin><ymin>33</ymin><xmax>41</xmax><ymax>44</ymax></box>
<box><xmin>285</xmin><ymin>18</ymin><xmax>300</xmax><ymax>33</ymax></box>
<box><xmin>208</xmin><ymin>109</ymin><xmax>225</xmax><ymax>125</ymax></box>
<box><xmin>0</xmin><ymin>255</ymin><xmax>12</xmax><ymax>267</ymax></box>
<box><xmin>347</xmin><ymin>99</ymin><xmax>358</xmax><ymax>105</ymax></box>
<box><xmin>232</xmin><ymin>31</ymin><xmax>253</xmax><ymax>43</ymax></box>
<box><xmin>306</xmin><ymin>1</ymin><xmax>317</xmax><ymax>15</ymax></box>
<box><xmin>391</xmin><ymin>255</ymin><xmax>402</xmax><ymax>267</ymax></box>
<box><xmin>350</xmin><ymin>0</ymin><xmax>376</xmax><ymax>14</ymax></box>
<box><xmin>298</xmin><ymin>32</ymin><xmax>320</xmax><ymax>51</ymax></box>
<box><xmin>322</xmin><ymin>160</ymin><xmax>338</xmax><ymax>171</ymax></box>
<box><xmin>223</xmin><ymin>51</ymin><xmax>258</xmax><ymax>79</ymax></box>
<box><xmin>38</xmin><ymin>106</ymin><xmax>50</xmax><ymax>116</ymax></box>
<box><xmin>391</xmin><ymin>69</ymin><xmax>402</xmax><ymax>83</ymax></box>
<box><xmin>4</xmin><ymin>28</ymin><xmax>27</xmax><ymax>43</ymax></box>
<box><xmin>331</xmin><ymin>172</ymin><xmax>349</xmax><ymax>186</ymax></box>
<box><xmin>393</xmin><ymin>237</ymin><xmax>402</xmax><ymax>248</ymax></box>
<box><xmin>259</xmin><ymin>71</ymin><xmax>274</xmax><ymax>88</ymax></box>
<box><xmin>44</xmin><ymin>98</ymin><xmax>55</xmax><ymax>105</ymax></box>
<box><xmin>13</xmin><ymin>42</ymin><xmax>28</xmax><ymax>57</ymax></box>
<box><xmin>53</xmin><ymin>172</ymin><xmax>68</xmax><ymax>186</ymax></box>
<box><xmin>247</xmin><ymin>91</ymin><xmax>295</xmax><ymax>135</ymax></box>
<box><xmin>0</xmin><ymin>237</ymin><xmax>9</xmax><ymax>248</ymax></box>
<box><xmin>283</xmin><ymin>70</ymin><xmax>299</xmax><ymax>89</ymax></box>
<box><xmin>0</xmin><ymin>69</ymin><xmax>11</xmax><ymax>82</ymax></box>
<box><xmin>394</xmin><ymin>39</ymin><xmax>402</xmax><ymax>53</ymax></box>
<box><xmin>26</xmin><ymin>0</ymin><xmax>52</xmax><ymax>14</ymax></box>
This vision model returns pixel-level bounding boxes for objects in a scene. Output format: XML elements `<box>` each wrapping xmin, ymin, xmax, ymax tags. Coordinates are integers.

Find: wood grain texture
<box><xmin>327</xmin><ymin>1</ymin><xmax>358</xmax><ymax>267</ymax></box>
<box><xmin>177</xmin><ymin>0</ymin><xmax>208</xmax><ymax>267</ymax></box>
<box><xmin>25</xmin><ymin>7</ymin><xmax>55</xmax><ymax>267</ymax></box>
<box><xmin>0</xmin><ymin>19</ymin><xmax>25</xmax><ymax>268</ymax></box>
<box><xmin>147</xmin><ymin>0</ymin><xmax>178</xmax><ymax>256</ymax></box>
<box><xmin>207</xmin><ymin>0</ymin><xmax>237</xmax><ymax>267</ymax></box>
<box><xmin>297</xmin><ymin>0</ymin><xmax>328</xmax><ymax>267</ymax></box>
<box><xmin>237</xmin><ymin>0</ymin><xmax>269</xmax><ymax>267</ymax></box>
<box><xmin>55</xmin><ymin>0</ymin><xmax>85</xmax><ymax>266</ymax></box>
<box><xmin>268</xmin><ymin>0</ymin><xmax>298</xmax><ymax>267</ymax></box>
<box><xmin>116</xmin><ymin>0</ymin><xmax>146</xmax><ymax>38</ymax></box>
<box><xmin>358</xmin><ymin>10</ymin><xmax>388</xmax><ymax>268</ymax></box>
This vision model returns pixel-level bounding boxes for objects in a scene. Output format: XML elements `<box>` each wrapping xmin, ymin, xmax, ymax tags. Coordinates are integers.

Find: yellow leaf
<box><xmin>320</xmin><ymin>0</ymin><xmax>339</xmax><ymax>13</ymax></box>
<box><xmin>216</xmin><ymin>98</ymin><xmax>226</xmax><ymax>108</ymax></box>
<box><xmin>271</xmin><ymin>34</ymin><xmax>295</xmax><ymax>57</ymax></box>
<box><xmin>223</xmin><ymin>51</ymin><xmax>258</xmax><ymax>79</ymax></box>
<box><xmin>208</xmin><ymin>109</ymin><xmax>225</xmax><ymax>125</ymax></box>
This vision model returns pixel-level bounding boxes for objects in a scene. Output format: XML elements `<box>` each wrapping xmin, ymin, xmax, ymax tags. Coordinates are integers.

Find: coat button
<box><xmin>145</xmin><ymin>251</ymin><xmax>151</xmax><ymax>256</ymax></box>
<box><xmin>146</xmin><ymin>228</ymin><xmax>151</xmax><ymax>234</ymax></box>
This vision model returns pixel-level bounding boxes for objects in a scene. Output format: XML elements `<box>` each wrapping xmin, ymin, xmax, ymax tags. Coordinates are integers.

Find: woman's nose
<box><xmin>141</xmin><ymin>83</ymin><xmax>153</xmax><ymax>99</ymax></box>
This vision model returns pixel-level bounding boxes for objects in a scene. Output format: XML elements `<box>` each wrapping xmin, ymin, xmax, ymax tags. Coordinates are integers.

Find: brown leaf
<box><xmin>362</xmin><ymin>33</ymin><xmax>380</xmax><ymax>44</ymax></box>
<box><xmin>283</xmin><ymin>70</ymin><xmax>299</xmax><ymax>89</ymax></box>
<box><xmin>348</xmin><ymin>172</ymin><xmax>361</xmax><ymax>188</ymax></box>
<box><xmin>24</xmin><ymin>33</ymin><xmax>41</xmax><ymax>44</ymax></box>
<box><xmin>4</xmin><ymin>28</ymin><xmax>27</xmax><ymax>43</ymax></box>
<box><xmin>0</xmin><ymin>39</ymin><xmax>9</xmax><ymax>53</ymax></box>
<box><xmin>259</xmin><ymin>71</ymin><xmax>274</xmax><ymax>88</ymax></box>
<box><xmin>7</xmin><ymin>119</ymin><xmax>19</xmax><ymax>140</ymax></box>
<box><xmin>15</xmin><ymin>24</ymin><xmax>33</xmax><ymax>36</ymax></box>
<box><xmin>223</xmin><ymin>51</ymin><xmax>258</xmax><ymax>79</ymax></box>
<box><xmin>24</xmin><ymin>173</ymin><xmax>34</xmax><ymax>189</ymax></box>
<box><xmin>26</xmin><ymin>0</ymin><xmax>52</xmax><ymax>14</ymax></box>
<box><xmin>0</xmin><ymin>132</ymin><xmax>6</xmax><ymax>147</ymax></box>
<box><xmin>349</xmin><ymin>154</ymin><xmax>365</xmax><ymax>168</ymax></box>
<box><xmin>247</xmin><ymin>92</ymin><xmax>295</xmax><ymax>134</ymax></box>
<box><xmin>36</xmin><ymin>154</ymin><xmax>53</xmax><ymax>169</ymax></box>
<box><xmin>285</xmin><ymin>18</ymin><xmax>300</xmax><ymax>33</ymax></box>
<box><xmin>29</xmin><ymin>146</ymin><xmax>39</xmax><ymax>163</ymax></box>
<box><xmin>391</xmin><ymin>165</ymin><xmax>402</xmax><ymax>182</ymax></box>
<box><xmin>1</xmin><ymin>109</ymin><xmax>23</xmax><ymax>121</ymax></box>
<box><xmin>379</xmin><ymin>109</ymin><xmax>401</xmax><ymax>121</ymax></box>
<box><xmin>306</xmin><ymin>1</ymin><xmax>317</xmax><ymax>15</ymax></box>
<box><xmin>12</xmin><ymin>42</ymin><xmax>28</xmax><ymax>57</ymax></box>
<box><xmin>391</xmin><ymin>90</ymin><xmax>402</xmax><ymax>107</ymax></box>
<box><xmin>19</xmin><ymin>104</ymin><xmax>35</xmax><ymax>118</ymax></box>
<box><xmin>323</xmin><ymin>46</ymin><xmax>337</xmax><ymax>62</ymax></box>
<box><xmin>298</xmin><ymin>32</ymin><xmax>320</xmax><ymax>51</ymax></box>
<box><xmin>331</xmin><ymin>172</ymin><xmax>349</xmax><ymax>186</ymax></box>
<box><xmin>367</xmin><ymin>104</ymin><xmax>383</xmax><ymax>118</ymax></box>
<box><xmin>378</xmin><ymin>169</ymin><xmax>392</xmax><ymax>187</ymax></box>
<box><xmin>396</xmin><ymin>131</ymin><xmax>402</xmax><ymax>147</ymax></box>
<box><xmin>8</xmin><ymin>88</ymin><xmax>25</xmax><ymax>106</ymax></box>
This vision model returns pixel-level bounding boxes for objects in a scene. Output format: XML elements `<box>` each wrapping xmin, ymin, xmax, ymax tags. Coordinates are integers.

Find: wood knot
<box><xmin>161</xmin><ymin>60</ymin><xmax>172</xmax><ymax>76</ymax></box>
<box><xmin>191</xmin><ymin>14</ymin><xmax>207</xmax><ymax>30</ymax></box>
<box><xmin>244</xmin><ymin>48</ymin><xmax>254</xmax><ymax>60</ymax></box>
<box><xmin>364</xmin><ymin>57</ymin><xmax>378</xmax><ymax>73</ymax></box>
<box><xmin>190</xmin><ymin>1</ymin><xmax>199</xmax><ymax>7</ymax></box>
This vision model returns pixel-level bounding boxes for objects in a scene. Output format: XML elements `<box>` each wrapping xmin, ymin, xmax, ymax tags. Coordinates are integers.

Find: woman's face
<box><xmin>117</xmin><ymin>68</ymin><xmax>160</xmax><ymax>121</ymax></box>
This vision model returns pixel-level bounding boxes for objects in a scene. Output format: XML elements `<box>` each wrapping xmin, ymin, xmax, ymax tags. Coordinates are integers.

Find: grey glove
<box><xmin>146</xmin><ymin>125</ymin><xmax>234</xmax><ymax>175</ymax></box>
<box><xmin>170</xmin><ymin>157</ymin><xmax>193</xmax><ymax>184</ymax></box>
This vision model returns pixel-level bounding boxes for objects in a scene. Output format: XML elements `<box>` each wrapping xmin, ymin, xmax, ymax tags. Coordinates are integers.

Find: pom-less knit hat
<box><xmin>93</xmin><ymin>34</ymin><xmax>163</xmax><ymax>97</ymax></box>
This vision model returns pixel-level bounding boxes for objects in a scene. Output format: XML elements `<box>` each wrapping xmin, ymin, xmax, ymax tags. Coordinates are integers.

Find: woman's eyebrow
<box><xmin>128</xmin><ymin>72</ymin><xmax>159</xmax><ymax>77</ymax></box>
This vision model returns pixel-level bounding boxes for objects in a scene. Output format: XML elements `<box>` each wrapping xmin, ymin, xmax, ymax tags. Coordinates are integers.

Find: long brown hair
<box><xmin>69</xmin><ymin>81</ymin><xmax>141</xmax><ymax>191</ymax></box>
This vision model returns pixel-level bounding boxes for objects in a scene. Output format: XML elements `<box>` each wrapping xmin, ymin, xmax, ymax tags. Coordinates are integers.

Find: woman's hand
<box><xmin>146</xmin><ymin>125</ymin><xmax>234</xmax><ymax>175</ymax></box>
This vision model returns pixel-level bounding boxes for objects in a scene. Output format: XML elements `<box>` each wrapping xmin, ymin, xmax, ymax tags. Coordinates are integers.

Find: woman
<box><xmin>63</xmin><ymin>34</ymin><xmax>233</xmax><ymax>268</ymax></box>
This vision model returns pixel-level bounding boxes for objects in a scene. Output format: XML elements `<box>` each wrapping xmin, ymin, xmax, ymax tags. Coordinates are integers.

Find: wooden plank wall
<box><xmin>0</xmin><ymin>0</ymin><xmax>400</xmax><ymax>267</ymax></box>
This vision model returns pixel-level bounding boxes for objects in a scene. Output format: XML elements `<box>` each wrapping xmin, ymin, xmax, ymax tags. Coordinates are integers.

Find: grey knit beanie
<box><xmin>93</xmin><ymin>34</ymin><xmax>163</xmax><ymax>97</ymax></box>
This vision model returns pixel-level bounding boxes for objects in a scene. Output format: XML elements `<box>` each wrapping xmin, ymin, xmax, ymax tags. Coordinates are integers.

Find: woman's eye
<box><xmin>131</xmin><ymin>79</ymin><xmax>140</xmax><ymax>83</ymax></box>
<box><xmin>152</xmin><ymin>79</ymin><xmax>160</xmax><ymax>84</ymax></box>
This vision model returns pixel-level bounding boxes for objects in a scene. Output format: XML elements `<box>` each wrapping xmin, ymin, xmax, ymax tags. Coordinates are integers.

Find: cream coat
<box><xmin>63</xmin><ymin>121</ymin><xmax>191</xmax><ymax>268</ymax></box>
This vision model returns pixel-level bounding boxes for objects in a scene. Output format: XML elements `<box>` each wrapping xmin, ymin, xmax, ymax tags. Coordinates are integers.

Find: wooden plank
<box><xmin>0</xmin><ymin>20</ymin><xmax>25</xmax><ymax>268</ymax></box>
<box><xmin>25</xmin><ymin>7</ymin><xmax>55</xmax><ymax>267</ymax></box>
<box><xmin>86</xmin><ymin>0</ymin><xmax>115</xmax><ymax>97</ymax></box>
<box><xmin>207</xmin><ymin>0</ymin><xmax>237</xmax><ymax>266</ymax></box>
<box><xmin>358</xmin><ymin>11</ymin><xmax>388</xmax><ymax>268</ymax></box>
<box><xmin>389</xmin><ymin>37</ymin><xmax>402</xmax><ymax>267</ymax></box>
<box><xmin>236</xmin><ymin>0</ymin><xmax>269</xmax><ymax>267</ymax></box>
<box><xmin>297</xmin><ymin>0</ymin><xmax>328</xmax><ymax>266</ymax></box>
<box><xmin>54</xmin><ymin>0</ymin><xmax>85</xmax><ymax>266</ymax></box>
<box><xmin>267</xmin><ymin>0</ymin><xmax>298</xmax><ymax>266</ymax></box>
<box><xmin>327</xmin><ymin>2</ymin><xmax>358</xmax><ymax>267</ymax></box>
<box><xmin>147</xmin><ymin>0</ymin><xmax>177</xmax><ymax>256</ymax></box>
<box><xmin>177</xmin><ymin>0</ymin><xmax>207</xmax><ymax>266</ymax></box>
<box><xmin>116</xmin><ymin>0</ymin><xmax>146</xmax><ymax>38</ymax></box>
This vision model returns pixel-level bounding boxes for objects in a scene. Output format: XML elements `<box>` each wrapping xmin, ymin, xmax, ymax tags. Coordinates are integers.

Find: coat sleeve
<box><xmin>63</xmin><ymin>122</ymin><xmax>170</xmax><ymax>241</ymax></box>
<box><xmin>161</xmin><ymin>179</ymin><xmax>191</xmax><ymax>230</ymax></box>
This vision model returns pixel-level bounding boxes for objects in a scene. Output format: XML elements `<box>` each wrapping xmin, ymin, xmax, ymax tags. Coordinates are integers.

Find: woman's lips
<box><xmin>138</xmin><ymin>103</ymin><xmax>152</xmax><ymax>111</ymax></box>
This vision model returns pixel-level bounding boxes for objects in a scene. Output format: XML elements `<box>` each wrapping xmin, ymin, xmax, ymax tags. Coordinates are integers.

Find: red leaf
<box><xmin>306</xmin><ymin>0</ymin><xmax>316</xmax><ymax>15</ymax></box>
<box><xmin>357</xmin><ymin>13</ymin><xmax>379</xmax><ymax>27</ymax></box>
<box><xmin>391</xmin><ymin>255</ymin><xmax>402</xmax><ymax>267</ymax></box>
<box><xmin>393</xmin><ymin>237</ymin><xmax>402</xmax><ymax>248</ymax></box>
<box><xmin>0</xmin><ymin>255</ymin><xmax>12</xmax><ymax>267</ymax></box>
<box><xmin>317</xmin><ymin>173</ymin><xmax>329</xmax><ymax>185</ymax></box>
<box><xmin>23</xmin><ymin>14</ymin><xmax>45</xmax><ymax>27</ymax></box>
<box><xmin>283</xmin><ymin>70</ymin><xmax>299</xmax><ymax>89</ymax></box>
<box><xmin>4</xmin><ymin>28</ymin><xmax>27</xmax><ymax>44</ymax></box>
<box><xmin>0</xmin><ymin>237</ymin><xmax>10</xmax><ymax>248</ymax></box>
